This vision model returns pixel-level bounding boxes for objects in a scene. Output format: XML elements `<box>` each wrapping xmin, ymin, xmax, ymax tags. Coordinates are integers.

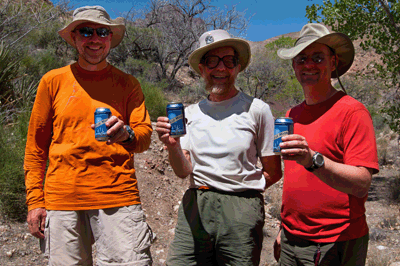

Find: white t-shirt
<box><xmin>180</xmin><ymin>91</ymin><xmax>275</xmax><ymax>192</ymax></box>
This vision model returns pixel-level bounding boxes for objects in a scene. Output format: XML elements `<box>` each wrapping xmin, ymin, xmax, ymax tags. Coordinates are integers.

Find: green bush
<box><xmin>139</xmin><ymin>78</ymin><xmax>169</xmax><ymax>121</ymax></box>
<box><xmin>0</xmin><ymin>108</ymin><xmax>31</xmax><ymax>222</ymax></box>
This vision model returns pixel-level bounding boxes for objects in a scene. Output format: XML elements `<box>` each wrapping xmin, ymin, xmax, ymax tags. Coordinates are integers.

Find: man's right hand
<box><xmin>27</xmin><ymin>207</ymin><xmax>46</xmax><ymax>239</ymax></box>
<box><xmin>273</xmin><ymin>227</ymin><xmax>282</xmax><ymax>262</ymax></box>
<box><xmin>155</xmin><ymin>117</ymin><xmax>180</xmax><ymax>149</ymax></box>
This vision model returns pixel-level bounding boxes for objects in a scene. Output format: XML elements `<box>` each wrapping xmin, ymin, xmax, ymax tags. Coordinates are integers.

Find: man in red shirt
<box><xmin>24</xmin><ymin>6</ymin><xmax>153</xmax><ymax>265</ymax></box>
<box><xmin>274</xmin><ymin>23</ymin><xmax>379</xmax><ymax>265</ymax></box>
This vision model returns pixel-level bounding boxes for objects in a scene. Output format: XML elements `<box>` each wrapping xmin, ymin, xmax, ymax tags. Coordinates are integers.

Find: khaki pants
<box><xmin>41</xmin><ymin>205</ymin><xmax>155</xmax><ymax>266</ymax></box>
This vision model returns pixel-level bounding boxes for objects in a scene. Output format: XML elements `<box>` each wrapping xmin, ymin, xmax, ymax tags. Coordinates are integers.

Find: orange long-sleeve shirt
<box><xmin>24</xmin><ymin>63</ymin><xmax>152</xmax><ymax>212</ymax></box>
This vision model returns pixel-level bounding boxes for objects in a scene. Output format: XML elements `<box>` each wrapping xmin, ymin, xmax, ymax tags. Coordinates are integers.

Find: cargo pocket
<box><xmin>130</xmin><ymin>208</ymin><xmax>155</xmax><ymax>253</ymax></box>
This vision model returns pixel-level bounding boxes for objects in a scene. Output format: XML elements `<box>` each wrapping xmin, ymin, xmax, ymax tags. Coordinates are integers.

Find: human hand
<box><xmin>273</xmin><ymin>228</ymin><xmax>282</xmax><ymax>262</ymax></box>
<box><xmin>155</xmin><ymin>116</ymin><xmax>180</xmax><ymax>149</ymax></box>
<box><xmin>280</xmin><ymin>134</ymin><xmax>314</xmax><ymax>168</ymax></box>
<box><xmin>91</xmin><ymin>116</ymin><xmax>129</xmax><ymax>145</ymax></box>
<box><xmin>27</xmin><ymin>207</ymin><xmax>46</xmax><ymax>239</ymax></box>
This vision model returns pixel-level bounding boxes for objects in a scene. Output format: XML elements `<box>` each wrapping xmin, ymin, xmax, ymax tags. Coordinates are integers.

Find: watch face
<box><xmin>315</xmin><ymin>153</ymin><xmax>324</xmax><ymax>167</ymax></box>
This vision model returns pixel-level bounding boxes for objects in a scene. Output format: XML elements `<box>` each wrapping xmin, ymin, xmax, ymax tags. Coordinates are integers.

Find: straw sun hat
<box><xmin>188</xmin><ymin>29</ymin><xmax>251</xmax><ymax>75</ymax></box>
<box><xmin>58</xmin><ymin>6</ymin><xmax>126</xmax><ymax>49</ymax></box>
<box><xmin>277</xmin><ymin>23</ymin><xmax>354</xmax><ymax>78</ymax></box>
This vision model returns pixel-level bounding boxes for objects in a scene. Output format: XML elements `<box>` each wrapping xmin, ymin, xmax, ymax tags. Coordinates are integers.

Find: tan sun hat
<box><xmin>277</xmin><ymin>23</ymin><xmax>354</xmax><ymax>78</ymax></box>
<box><xmin>188</xmin><ymin>29</ymin><xmax>251</xmax><ymax>75</ymax></box>
<box><xmin>58</xmin><ymin>6</ymin><xmax>126</xmax><ymax>49</ymax></box>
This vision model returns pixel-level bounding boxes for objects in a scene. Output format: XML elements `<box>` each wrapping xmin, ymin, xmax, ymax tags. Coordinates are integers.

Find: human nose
<box><xmin>215</xmin><ymin>58</ymin><xmax>226</xmax><ymax>70</ymax></box>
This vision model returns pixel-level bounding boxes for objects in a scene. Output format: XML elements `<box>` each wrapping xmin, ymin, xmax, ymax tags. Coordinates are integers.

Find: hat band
<box><xmin>295</xmin><ymin>35</ymin><xmax>320</xmax><ymax>46</ymax></box>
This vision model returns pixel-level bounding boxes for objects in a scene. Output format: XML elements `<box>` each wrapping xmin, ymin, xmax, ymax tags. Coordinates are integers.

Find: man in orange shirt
<box><xmin>24</xmin><ymin>6</ymin><xmax>154</xmax><ymax>265</ymax></box>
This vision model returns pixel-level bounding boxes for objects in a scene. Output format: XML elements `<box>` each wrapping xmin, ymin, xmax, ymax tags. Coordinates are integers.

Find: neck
<box><xmin>77</xmin><ymin>57</ymin><xmax>108</xmax><ymax>72</ymax></box>
<box><xmin>208</xmin><ymin>87</ymin><xmax>239</xmax><ymax>102</ymax></box>
<box><xmin>303</xmin><ymin>84</ymin><xmax>337</xmax><ymax>105</ymax></box>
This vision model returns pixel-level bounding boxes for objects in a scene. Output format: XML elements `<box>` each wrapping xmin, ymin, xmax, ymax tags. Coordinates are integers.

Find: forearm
<box><xmin>167</xmin><ymin>145</ymin><xmax>192</xmax><ymax>178</ymax></box>
<box><xmin>313</xmin><ymin>156</ymin><xmax>372</xmax><ymax>198</ymax></box>
<box><xmin>25</xmin><ymin>169</ymin><xmax>46</xmax><ymax>211</ymax></box>
<box><xmin>261</xmin><ymin>155</ymin><xmax>282</xmax><ymax>189</ymax></box>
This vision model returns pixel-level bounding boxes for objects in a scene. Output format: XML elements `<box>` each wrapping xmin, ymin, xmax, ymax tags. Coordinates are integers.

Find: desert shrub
<box><xmin>139</xmin><ymin>78</ymin><xmax>169</xmax><ymax>121</ymax></box>
<box><xmin>0</xmin><ymin>109</ymin><xmax>31</xmax><ymax>222</ymax></box>
<box><xmin>179</xmin><ymin>79</ymin><xmax>207</xmax><ymax>104</ymax></box>
<box><xmin>21</xmin><ymin>48</ymin><xmax>68</xmax><ymax>79</ymax></box>
<box><xmin>0</xmin><ymin>42</ymin><xmax>20</xmax><ymax>105</ymax></box>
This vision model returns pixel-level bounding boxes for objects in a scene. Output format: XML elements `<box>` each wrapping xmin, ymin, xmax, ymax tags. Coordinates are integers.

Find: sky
<box><xmin>62</xmin><ymin>0</ymin><xmax>324</xmax><ymax>42</ymax></box>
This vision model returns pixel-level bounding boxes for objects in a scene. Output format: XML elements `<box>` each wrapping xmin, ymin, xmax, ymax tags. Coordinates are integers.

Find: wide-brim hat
<box><xmin>277</xmin><ymin>23</ymin><xmax>354</xmax><ymax>78</ymax></box>
<box><xmin>58</xmin><ymin>6</ymin><xmax>126</xmax><ymax>49</ymax></box>
<box><xmin>188</xmin><ymin>29</ymin><xmax>251</xmax><ymax>75</ymax></box>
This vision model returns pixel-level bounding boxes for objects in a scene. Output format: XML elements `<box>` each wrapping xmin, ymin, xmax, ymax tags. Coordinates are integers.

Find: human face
<box><xmin>198</xmin><ymin>46</ymin><xmax>241</xmax><ymax>98</ymax></box>
<box><xmin>292</xmin><ymin>43</ymin><xmax>336</xmax><ymax>89</ymax></box>
<box><xmin>71</xmin><ymin>22</ymin><xmax>113</xmax><ymax>71</ymax></box>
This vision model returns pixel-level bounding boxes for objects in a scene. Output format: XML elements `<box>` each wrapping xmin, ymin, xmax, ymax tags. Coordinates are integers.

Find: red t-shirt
<box><xmin>281</xmin><ymin>92</ymin><xmax>379</xmax><ymax>243</ymax></box>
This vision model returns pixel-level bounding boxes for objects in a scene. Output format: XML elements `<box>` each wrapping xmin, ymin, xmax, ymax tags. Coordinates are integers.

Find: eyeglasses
<box><xmin>202</xmin><ymin>55</ymin><xmax>238</xmax><ymax>69</ymax></box>
<box><xmin>293</xmin><ymin>53</ymin><xmax>329</xmax><ymax>65</ymax></box>
<box><xmin>75</xmin><ymin>27</ymin><xmax>112</xmax><ymax>38</ymax></box>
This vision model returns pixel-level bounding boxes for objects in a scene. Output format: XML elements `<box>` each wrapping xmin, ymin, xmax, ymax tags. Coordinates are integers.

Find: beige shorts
<box><xmin>41</xmin><ymin>205</ymin><xmax>155</xmax><ymax>266</ymax></box>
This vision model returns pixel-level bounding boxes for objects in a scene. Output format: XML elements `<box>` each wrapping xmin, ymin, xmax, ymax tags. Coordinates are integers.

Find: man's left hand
<box><xmin>91</xmin><ymin>116</ymin><xmax>129</xmax><ymax>145</ymax></box>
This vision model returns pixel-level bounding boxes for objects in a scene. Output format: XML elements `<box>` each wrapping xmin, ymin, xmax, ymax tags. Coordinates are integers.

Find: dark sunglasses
<box><xmin>76</xmin><ymin>27</ymin><xmax>112</xmax><ymax>38</ymax></box>
<box><xmin>293</xmin><ymin>53</ymin><xmax>330</xmax><ymax>65</ymax></box>
<box><xmin>202</xmin><ymin>55</ymin><xmax>239</xmax><ymax>69</ymax></box>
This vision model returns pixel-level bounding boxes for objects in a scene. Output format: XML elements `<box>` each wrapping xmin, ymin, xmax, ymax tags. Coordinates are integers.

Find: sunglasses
<box><xmin>76</xmin><ymin>27</ymin><xmax>112</xmax><ymax>38</ymax></box>
<box><xmin>202</xmin><ymin>55</ymin><xmax>239</xmax><ymax>69</ymax></box>
<box><xmin>293</xmin><ymin>53</ymin><xmax>330</xmax><ymax>65</ymax></box>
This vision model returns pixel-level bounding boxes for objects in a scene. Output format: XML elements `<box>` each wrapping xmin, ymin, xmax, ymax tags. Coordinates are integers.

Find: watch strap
<box><xmin>121</xmin><ymin>125</ymin><xmax>135</xmax><ymax>144</ymax></box>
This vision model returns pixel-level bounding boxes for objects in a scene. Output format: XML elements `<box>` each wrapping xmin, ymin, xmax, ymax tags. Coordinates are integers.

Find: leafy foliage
<box><xmin>237</xmin><ymin>36</ymin><xmax>304</xmax><ymax>114</ymax></box>
<box><xmin>306</xmin><ymin>0</ymin><xmax>400</xmax><ymax>134</ymax></box>
<box><xmin>0</xmin><ymin>110</ymin><xmax>30</xmax><ymax>221</ymax></box>
<box><xmin>0</xmin><ymin>42</ymin><xmax>20</xmax><ymax>105</ymax></box>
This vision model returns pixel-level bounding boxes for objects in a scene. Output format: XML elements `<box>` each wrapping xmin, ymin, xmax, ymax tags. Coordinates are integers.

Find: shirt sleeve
<box><xmin>256</xmin><ymin>101</ymin><xmax>275</xmax><ymax>157</ymax></box>
<box><xmin>24</xmin><ymin>76</ymin><xmax>54</xmax><ymax>211</ymax></box>
<box><xmin>341</xmin><ymin>108</ymin><xmax>379</xmax><ymax>174</ymax></box>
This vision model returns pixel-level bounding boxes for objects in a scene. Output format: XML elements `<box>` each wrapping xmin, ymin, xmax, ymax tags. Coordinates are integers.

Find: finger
<box><xmin>157</xmin><ymin>116</ymin><xmax>169</xmax><ymax>123</ymax></box>
<box><xmin>40</xmin><ymin>214</ymin><xmax>47</xmax><ymax>231</ymax></box>
<box><xmin>155</xmin><ymin>121</ymin><xmax>171</xmax><ymax>130</ymax></box>
<box><xmin>105</xmin><ymin>116</ymin><xmax>119</xmax><ymax>127</ymax></box>
<box><xmin>156</xmin><ymin>127</ymin><xmax>171</xmax><ymax>136</ymax></box>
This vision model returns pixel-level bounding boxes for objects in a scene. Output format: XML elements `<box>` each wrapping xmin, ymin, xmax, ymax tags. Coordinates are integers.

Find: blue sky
<box><xmin>62</xmin><ymin>0</ymin><xmax>324</xmax><ymax>42</ymax></box>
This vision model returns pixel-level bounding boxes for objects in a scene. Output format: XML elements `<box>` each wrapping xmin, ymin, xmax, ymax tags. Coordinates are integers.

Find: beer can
<box><xmin>273</xmin><ymin>117</ymin><xmax>294</xmax><ymax>154</ymax></box>
<box><xmin>94</xmin><ymin>107</ymin><xmax>111</xmax><ymax>141</ymax></box>
<box><xmin>166</xmin><ymin>102</ymin><xmax>186</xmax><ymax>138</ymax></box>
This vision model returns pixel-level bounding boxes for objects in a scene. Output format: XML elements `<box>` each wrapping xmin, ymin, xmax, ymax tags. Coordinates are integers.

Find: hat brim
<box><xmin>188</xmin><ymin>39</ymin><xmax>251</xmax><ymax>75</ymax></box>
<box><xmin>58</xmin><ymin>17</ymin><xmax>126</xmax><ymax>49</ymax></box>
<box><xmin>277</xmin><ymin>32</ymin><xmax>354</xmax><ymax>78</ymax></box>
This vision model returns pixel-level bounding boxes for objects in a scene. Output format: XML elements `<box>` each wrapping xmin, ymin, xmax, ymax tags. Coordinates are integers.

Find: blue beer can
<box><xmin>273</xmin><ymin>117</ymin><xmax>294</xmax><ymax>154</ymax></box>
<box><xmin>166</xmin><ymin>102</ymin><xmax>186</xmax><ymax>138</ymax></box>
<box><xmin>94</xmin><ymin>107</ymin><xmax>111</xmax><ymax>141</ymax></box>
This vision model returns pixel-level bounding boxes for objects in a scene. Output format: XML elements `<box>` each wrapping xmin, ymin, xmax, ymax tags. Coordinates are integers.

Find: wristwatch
<box><xmin>121</xmin><ymin>125</ymin><xmax>135</xmax><ymax>144</ymax></box>
<box><xmin>305</xmin><ymin>152</ymin><xmax>324</xmax><ymax>172</ymax></box>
